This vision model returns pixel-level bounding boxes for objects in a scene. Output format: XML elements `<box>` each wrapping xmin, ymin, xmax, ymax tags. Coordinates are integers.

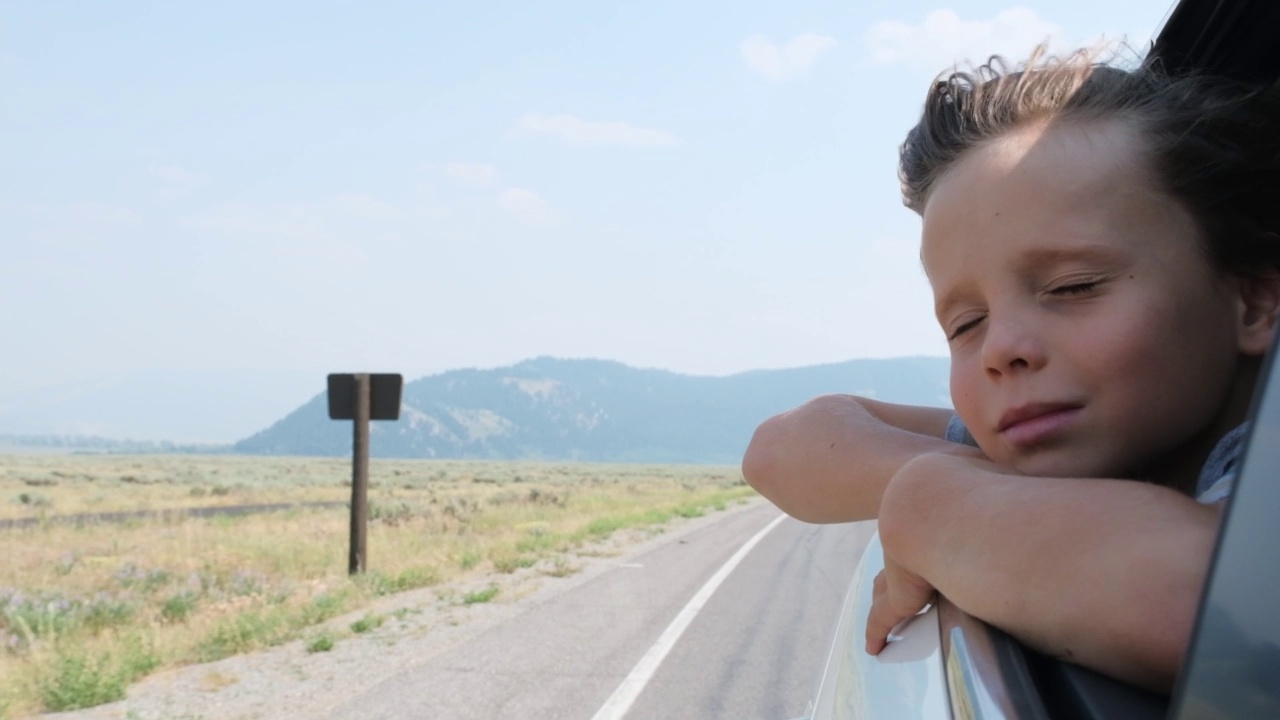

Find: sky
<box><xmin>0</xmin><ymin>1</ymin><xmax>1177</xmax><ymax>438</ymax></box>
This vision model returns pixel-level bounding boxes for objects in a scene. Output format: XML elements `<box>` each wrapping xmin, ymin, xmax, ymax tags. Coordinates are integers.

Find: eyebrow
<box><xmin>932</xmin><ymin>243</ymin><xmax>1130</xmax><ymax>320</ymax></box>
<box><xmin>1013</xmin><ymin>243</ymin><xmax>1129</xmax><ymax>272</ymax></box>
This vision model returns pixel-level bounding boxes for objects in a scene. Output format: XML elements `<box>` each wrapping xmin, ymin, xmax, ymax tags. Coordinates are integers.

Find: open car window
<box><xmin>1170</xmin><ymin>336</ymin><xmax>1280</xmax><ymax>717</ymax></box>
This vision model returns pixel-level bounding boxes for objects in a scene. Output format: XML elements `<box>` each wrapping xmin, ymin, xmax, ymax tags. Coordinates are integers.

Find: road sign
<box><xmin>327</xmin><ymin>373</ymin><xmax>402</xmax><ymax>420</ymax></box>
<box><xmin>326</xmin><ymin>372</ymin><xmax>403</xmax><ymax>574</ymax></box>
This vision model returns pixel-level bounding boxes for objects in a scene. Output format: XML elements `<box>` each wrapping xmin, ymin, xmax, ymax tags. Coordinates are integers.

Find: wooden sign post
<box><xmin>327</xmin><ymin>373</ymin><xmax>403</xmax><ymax>575</ymax></box>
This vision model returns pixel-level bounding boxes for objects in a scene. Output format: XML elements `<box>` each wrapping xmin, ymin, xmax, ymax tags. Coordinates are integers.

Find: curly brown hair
<box><xmin>899</xmin><ymin>44</ymin><xmax>1280</xmax><ymax>276</ymax></box>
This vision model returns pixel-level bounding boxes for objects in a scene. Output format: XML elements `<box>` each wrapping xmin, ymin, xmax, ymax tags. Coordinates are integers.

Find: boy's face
<box><xmin>920</xmin><ymin>118</ymin><xmax>1250</xmax><ymax>480</ymax></box>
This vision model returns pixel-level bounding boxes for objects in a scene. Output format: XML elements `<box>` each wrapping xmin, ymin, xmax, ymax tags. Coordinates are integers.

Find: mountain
<box><xmin>233</xmin><ymin>356</ymin><xmax>952</xmax><ymax>464</ymax></box>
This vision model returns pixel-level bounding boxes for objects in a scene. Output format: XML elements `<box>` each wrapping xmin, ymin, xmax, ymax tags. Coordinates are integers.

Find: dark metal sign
<box><xmin>327</xmin><ymin>373</ymin><xmax>403</xmax><ymax>420</ymax></box>
<box><xmin>326</xmin><ymin>372</ymin><xmax>404</xmax><ymax>575</ymax></box>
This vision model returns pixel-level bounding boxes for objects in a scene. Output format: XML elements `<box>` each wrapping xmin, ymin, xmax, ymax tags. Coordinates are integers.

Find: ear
<box><xmin>1235</xmin><ymin>271</ymin><xmax>1280</xmax><ymax>355</ymax></box>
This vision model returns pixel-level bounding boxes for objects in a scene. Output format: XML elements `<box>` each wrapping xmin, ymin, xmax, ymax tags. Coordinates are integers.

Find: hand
<box><xmin>865</xmin><ymin>552</ymin><xmax>938</xmax><ymax>655</ymax></box>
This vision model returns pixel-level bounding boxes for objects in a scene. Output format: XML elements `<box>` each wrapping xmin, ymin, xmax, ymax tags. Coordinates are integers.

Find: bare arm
<box><xmin>741</xmin><ymin>394</ymin><xmax>983</xmax><ymax>523</ymax></box>
<box><xmin>875</xmin><ymin>452</ymin><xmax>1220</xmax><ymax>692</ymax></box>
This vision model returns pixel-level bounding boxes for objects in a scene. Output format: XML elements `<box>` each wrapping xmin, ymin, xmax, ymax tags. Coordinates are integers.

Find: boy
<box><xmin>742</xmin><ymin>47</ymin><xmax>1280</xmax><ymax>692</ymax></box>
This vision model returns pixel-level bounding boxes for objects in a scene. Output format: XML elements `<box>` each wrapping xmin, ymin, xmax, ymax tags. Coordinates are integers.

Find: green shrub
<box><xmin>515</xmin><ymin>532</ymin><xmax>561</xmax><ymax>554</ymax></box>
<box><xmin>305</xmin><ymin>633</ymin><xmax>335</xmax><ymax>653</ymax></box>
<box><xmin>38</xmin><ymin>638</ymin><xmax>157</xmax><ymax>712</ymax></box>
<box><xmin>462</xmin><ymin>586</ymin><xmax>498</xmax><ymax>605</ymax></box>
<box><xmin>194</xmin><ymin>610</ymin><xmax>286</xmax><ymax>663</ymax></box>
<box><xmin>15</xmin><ymin>492</ymin><xmax>52</xmax><ymax>508</ymax></box>
<box><xmin>298</xmin><ymin>593</ymin><xmax>346</xmax><ymax>625</ymax></box>
<box><xmin>361</xmin><ymin>567</ymin><xmax>440</xmax><ymax>596</ymax></box>
<box><xmin>367</xmin><ymin>499</ymin><xmax>416</xmax><ymax>525</ymax></box>
<box><xmin>2</xmin><ymin>592</ymin><xmax>82</xmax><ymax>641</ymax></box>
<box><xmin>584</xmin><ymin>517</ymin><xmax>624</xmax><ymax>538</ymax></box>
<box><xmin>349</xmin><ymin>614</ymin><xmax>384</xmax><ymax>634</ymax></box>
<box><xmin>39</xmin><ymin>649</ymin><xmax>123</xmax><ymax>711</ymax></box>
<box><xmin>82</xmin><ymin>596</ymin><xmax>135</xmax><ymax>634</ymax></box>
<box><xmin>161</xmin><ymin>592</ymin><xmax>198</xmax><ymax>623</ymax></box>
<box><xmin>491</xmin><ymin>555</ymin><xmax>536</xmax><ymax>574</ymax></box>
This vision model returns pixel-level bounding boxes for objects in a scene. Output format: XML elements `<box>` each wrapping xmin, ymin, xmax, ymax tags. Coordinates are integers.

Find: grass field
<box><xmin>0</xmin><ymin>454</ymin><xmax>755</xmax><ymax>717</ymax></box>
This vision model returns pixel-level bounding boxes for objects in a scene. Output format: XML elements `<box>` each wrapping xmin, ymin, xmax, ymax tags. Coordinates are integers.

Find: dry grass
<box><xmin>0</xmin><ymin>454</ymin><xmax>356</xmax><ymax>520</ymax></box>
<box><xmin>0</xmin><ymin>454</ymin><xmax>754</xmax><ymax>717</ymax></box>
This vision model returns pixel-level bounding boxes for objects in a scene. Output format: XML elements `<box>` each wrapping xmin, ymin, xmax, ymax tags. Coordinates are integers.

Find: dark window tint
<box><xmin>1170</xmin><ymin>335</ymin><xmax>1280</xmax><ymax>718</ymax></box>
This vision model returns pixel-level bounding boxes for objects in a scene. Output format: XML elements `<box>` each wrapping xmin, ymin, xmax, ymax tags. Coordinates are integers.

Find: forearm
<box><xmin>880</xmin><ymin>453</ymin><xmax>1220</xmax><ymax>691</ymax></box>
<box><xmin>741</xmin><ymin>395</ymin><xmax>983</xmax><ymax>523</ymax></box>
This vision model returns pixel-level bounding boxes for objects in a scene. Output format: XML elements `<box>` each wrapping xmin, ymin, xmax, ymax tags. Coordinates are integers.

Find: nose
<box><xmin>981</xmin><ymin>314</ymin><xmax>1047</xmax><ymax>377</ymax></box>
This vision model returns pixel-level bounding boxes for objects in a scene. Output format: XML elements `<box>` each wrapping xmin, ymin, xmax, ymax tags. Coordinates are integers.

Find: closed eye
<box><xmin>1050</xmin><ymin>281</ymin><xmax>1098</xmax><ymax>296</ymax></box>
<box><xmin>948</xmin><ymin>316</ymin><xmax>984</xmax><ymax>340</ymax></box>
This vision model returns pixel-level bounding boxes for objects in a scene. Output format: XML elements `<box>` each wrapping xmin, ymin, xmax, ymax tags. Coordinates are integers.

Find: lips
<box><xmin>997</xmin><ymin>402</ymin><xmax>1083</xmax><ymax>446</ymax></box>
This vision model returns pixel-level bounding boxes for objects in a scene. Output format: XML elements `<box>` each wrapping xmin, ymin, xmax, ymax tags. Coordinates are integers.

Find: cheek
<box><xmin>1066</xmin><ymin>317</ymin><xmax>1152</xmax><ymax>377</ymax></box>
<box><xmin>1077</xmin><ymin>293</ymin><xmax>1236</xmax><ymax>414</ymax></box>
<box><xmin>948</xmin><ymin>356</ymin><xmax>983</xmax><ymax>426</ymax></box>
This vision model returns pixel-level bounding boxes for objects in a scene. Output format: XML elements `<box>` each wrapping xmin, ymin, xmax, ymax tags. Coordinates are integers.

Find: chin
<box><xmin>1009</xmin><ymin>452</ymin><xmax>1109</xmax><ymax>479</ymax></box>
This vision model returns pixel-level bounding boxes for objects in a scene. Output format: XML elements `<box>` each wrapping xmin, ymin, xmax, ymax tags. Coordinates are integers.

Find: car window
<box><xmin>1170</xmin><ymin>332</ymin><xmax>1280</xmax><ymax>718</ymax></box>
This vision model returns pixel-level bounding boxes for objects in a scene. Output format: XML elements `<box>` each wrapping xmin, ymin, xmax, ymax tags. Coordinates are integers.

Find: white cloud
<box><xmin>867</xmin><ymin>8</ymin><xmax>1062</xmax><ymax>73</ymax></box>
<box><xmin>496</xmin><ymin>188</ymin><xmax>558</xmax><ymax>227</ymax></box>
<box><xmin>513</xmin><ymin>113</ymin><xmax>683</xmax><ymax>149</ymax></box>
<box><xmin>445</xmin><ymin>162</ymin><xmax>499</xmax><ymax>186</ymax></box>
<box><xmin>740</xmin><ymin>33</ymin><xmax>837</xmax><ymax>81</ymax></box>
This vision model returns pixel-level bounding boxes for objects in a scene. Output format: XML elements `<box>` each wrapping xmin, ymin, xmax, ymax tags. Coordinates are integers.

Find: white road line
<box><xmin>591</xmin><ymin>513</ymin><xmax>788</xmax><ymax>720</ymax></box>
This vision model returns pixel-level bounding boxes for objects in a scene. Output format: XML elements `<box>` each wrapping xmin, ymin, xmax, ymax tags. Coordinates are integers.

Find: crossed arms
<box><xmin>741</xmin><ymin>394</ymin><xmax>1220</xmax><ymax>692</ymax></box>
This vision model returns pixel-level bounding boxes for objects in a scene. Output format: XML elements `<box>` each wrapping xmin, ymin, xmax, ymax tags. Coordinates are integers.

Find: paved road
<box><xmin>327</xmin><ymin>502</ymin><xmax>876</xmax><ymax>720</ymax></box>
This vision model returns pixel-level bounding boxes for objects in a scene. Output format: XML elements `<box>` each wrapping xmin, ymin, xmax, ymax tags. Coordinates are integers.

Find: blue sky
<box><xmin>1</xmin><ymin>1</ymin><xmax>1175</xmax><ymax>437</ymax></box>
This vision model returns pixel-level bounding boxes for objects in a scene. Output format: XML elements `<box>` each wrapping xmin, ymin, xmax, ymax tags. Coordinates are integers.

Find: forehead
<box><xmin>918</xmin><ymin>118</ymin><xmax>1181</xmax><ymax>283</ymax></box>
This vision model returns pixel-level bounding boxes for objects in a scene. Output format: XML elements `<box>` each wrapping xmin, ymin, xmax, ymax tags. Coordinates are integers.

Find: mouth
<box><xmin>997</xmin><ymin>402</ymin><xmax>1083</xmax><ymax>447</ymax></box>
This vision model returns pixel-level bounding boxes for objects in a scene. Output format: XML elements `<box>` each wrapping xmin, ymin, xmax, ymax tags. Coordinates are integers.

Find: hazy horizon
<box><xmin>0</xmin><ymin>353</ymin><xmax>953</xmax><ymax>444</ymax></box>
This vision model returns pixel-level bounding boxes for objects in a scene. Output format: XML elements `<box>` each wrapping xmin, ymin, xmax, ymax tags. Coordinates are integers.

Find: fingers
<box><xmin>865</xmin><ymin>569</ymin><xmax>901</xmax><ymax>655</ymax></box>
<box><xmin>864</xmin><ymin>563</ymin><xmax>938</xmax><ymax>655</ymax></box>
<box><xmin>865</xmin><ymin>570</ymin><xmax>899</xmax><ymax>654</ymax></box>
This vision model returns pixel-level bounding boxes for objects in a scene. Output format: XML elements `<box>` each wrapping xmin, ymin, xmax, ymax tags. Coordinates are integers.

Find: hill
<box><xmin>233</xmin><ymin>356</ymin><xmax>951</xmax><ymax>464</ymax></box>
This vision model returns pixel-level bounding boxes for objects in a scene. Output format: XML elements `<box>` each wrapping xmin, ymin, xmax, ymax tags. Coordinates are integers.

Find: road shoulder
<box><xmin>43</xmin><ymin>497</ymin><xmax>771</xmax><ymax>720</ymax></box>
